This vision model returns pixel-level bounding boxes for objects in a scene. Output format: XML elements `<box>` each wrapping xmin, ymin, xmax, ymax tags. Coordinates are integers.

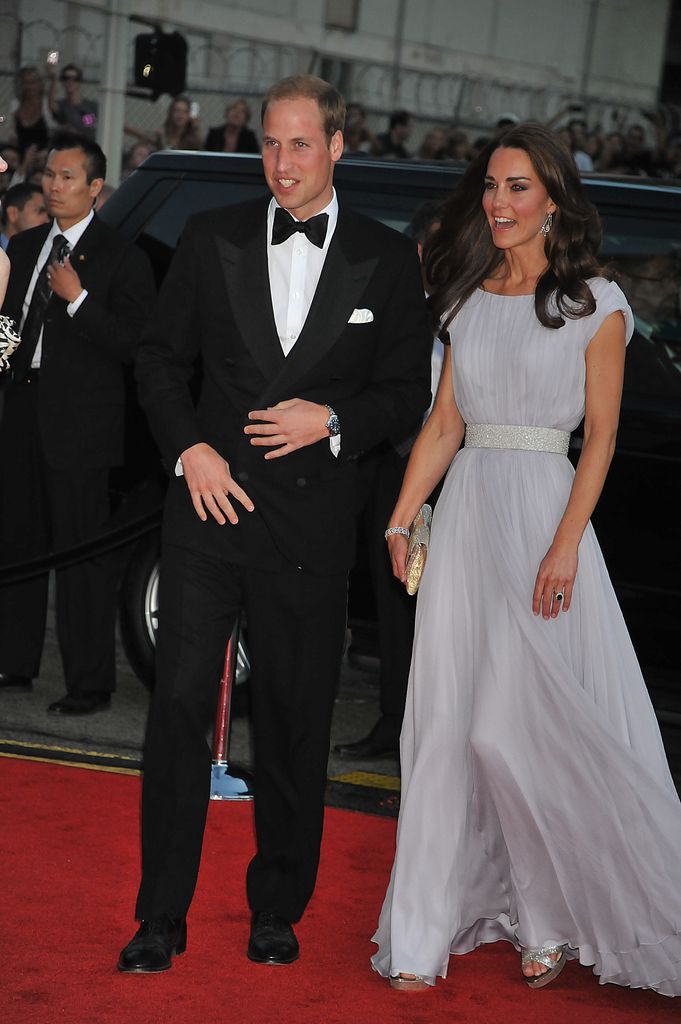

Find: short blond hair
<box><xmin>261</xmin><ymin>75</ymin><xmax>345</xmax><ymax>142</ymax></box>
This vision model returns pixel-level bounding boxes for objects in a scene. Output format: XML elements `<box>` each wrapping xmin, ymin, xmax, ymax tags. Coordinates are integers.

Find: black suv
<box><xmin>101</xmin><ymin>153</ymin><xmax>681</xmax><ymax>686</ymax></box>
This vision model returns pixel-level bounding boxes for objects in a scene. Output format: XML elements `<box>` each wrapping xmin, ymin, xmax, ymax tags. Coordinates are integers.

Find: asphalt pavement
<box><xmin>0</xmin><ymin>588</ymin><xmax>401</xmax><ymax>815</ymax></box>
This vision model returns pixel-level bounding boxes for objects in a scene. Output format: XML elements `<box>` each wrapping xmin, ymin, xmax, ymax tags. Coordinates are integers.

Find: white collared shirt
<box><xmin>266</xmin><ymin>189</ymin><xmax>338</xmax><ymax>356</ymax></box>
<box><xmin>176</xmin><ymin>193</ymin><xmax>340</xmax><ymax>476</ymax></box>
<box><xmin>22</xmin><ymin>208</ymin><xmax>93</xmax><ymax>367</ymax></box>
<box><xmin>267</xmin><ymin>188</ymin><xmax>340</xmax><ymax>455</ymax></box>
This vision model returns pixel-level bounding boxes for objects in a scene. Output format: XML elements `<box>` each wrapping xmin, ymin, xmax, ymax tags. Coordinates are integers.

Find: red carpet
<box><xmin>0</xmin><ymin>756</ymin><xmax>677</xmax><ymax>1024</ymax></box>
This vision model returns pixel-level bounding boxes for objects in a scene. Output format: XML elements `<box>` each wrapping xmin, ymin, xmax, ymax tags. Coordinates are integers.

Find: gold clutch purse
<box><xmin>405</xmin><ymin>503</ymin><xmax>432</xmax><ymax>596</ymax></box>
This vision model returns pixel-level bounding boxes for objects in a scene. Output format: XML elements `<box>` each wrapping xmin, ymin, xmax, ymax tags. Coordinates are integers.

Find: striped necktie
<box><xmin>13</xmin><ymin>233</ymin><xmax>70</xmax><ymax>380</ymax></box>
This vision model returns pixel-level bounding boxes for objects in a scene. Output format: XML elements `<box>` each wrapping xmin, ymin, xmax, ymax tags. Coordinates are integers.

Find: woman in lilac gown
<box><xmin>372</xmin><ymin>124</ymin><xmax>681</xmax><ymax>997</ymax></box>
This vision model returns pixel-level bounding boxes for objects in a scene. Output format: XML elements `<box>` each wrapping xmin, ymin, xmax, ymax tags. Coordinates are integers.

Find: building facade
<box><xmin>0</xmin><ymin>0</ymin><xmax>674</xmax><ymax>178</ymax></box>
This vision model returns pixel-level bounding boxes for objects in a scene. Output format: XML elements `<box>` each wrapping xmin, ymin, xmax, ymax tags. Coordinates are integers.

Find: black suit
<box><xmin>0</xmin><ymin>215</ymin><xmax>155</xmax><ymax>692</ymax></box>
<box><xmin>134</xmin><ymin>197</ymin><xmax>431</xmax><ymax>922</ymax></box>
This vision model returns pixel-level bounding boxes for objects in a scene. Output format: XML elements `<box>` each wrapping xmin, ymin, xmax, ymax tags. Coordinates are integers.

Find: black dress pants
<box><xmin>136</xmin><ymin>540</ymin><xmax>348</xmax><ymax>923</ymax></box>
<box><xmin>366</xmin><ymin>447</ymin><xmax>418</xmax><ymax>721</ymax></box>
<box><xmin>357</xmin><ymin>445</ymin><xmax>442</xmax><ymax>727</ymax></box>
<box><xmin>0</xmin><ymin>383</ymin><xmax>116</xmax><ymax>693</ymax></box>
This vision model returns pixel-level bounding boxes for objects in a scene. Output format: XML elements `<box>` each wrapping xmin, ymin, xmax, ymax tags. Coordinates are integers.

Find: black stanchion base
<box><xmin>210</xmin><ymin>761</ymin><xmax>255</xmax><ymax>801</ymax></box>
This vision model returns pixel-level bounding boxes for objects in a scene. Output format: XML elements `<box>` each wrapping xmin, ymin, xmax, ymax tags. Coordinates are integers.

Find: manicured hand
<box><xmin>533</xmin><ymin>540</ymin><xmax>578</xmax><ymax>619</ymax></box>
<box><xmin>47</xmin><ymin>256</ymin><xmax>84</xmax><ymax>304</ymax></box>
<box><xmin>245</xmin><ymin>398</ymin><xmax>329</xmax><ymax>459</ymax></box>
<box><xmin>387</xmin><ymin>533</ymin><xmax>409</xmax><ymax>585</ymax></box>
<box><xmin>180</xmin><ymin>442</ymin><xmax>254</xmax><ymax>525</ymax></box>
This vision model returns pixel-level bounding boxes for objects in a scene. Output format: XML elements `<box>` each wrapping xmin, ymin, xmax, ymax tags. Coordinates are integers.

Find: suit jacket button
<box><xmin>296</xmin><ymin>477</ymin><xmax>306</xmax><ymax>487</ymax></box>
<box><xmin>237</xmin><ymin>471</ymin><xmax>249</xmax><ymax>481</ymax></box>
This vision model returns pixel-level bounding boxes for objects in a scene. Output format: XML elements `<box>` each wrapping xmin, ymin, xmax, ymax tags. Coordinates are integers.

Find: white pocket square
<box><xmin>348</xmin><ymin>308</ymin><xmax>374</xmax><ymax>324</ymax></box>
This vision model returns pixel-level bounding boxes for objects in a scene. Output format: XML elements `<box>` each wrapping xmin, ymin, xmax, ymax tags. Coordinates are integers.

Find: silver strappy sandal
<box><xmin>389</xmin><ymin>973</ymin><xmax>430</xmax><ymax>991</ymax></box>
<box><xmin>521</xmin><ymin>944</ymin><xmax>567</xmax><ymax>989</ymax></box>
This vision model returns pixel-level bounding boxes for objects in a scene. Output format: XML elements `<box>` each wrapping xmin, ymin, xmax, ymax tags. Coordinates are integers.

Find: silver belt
<box><xmin>464</xmin><ymin>423</ymin><xmax>570</xmax><ymax>456</ymax></box>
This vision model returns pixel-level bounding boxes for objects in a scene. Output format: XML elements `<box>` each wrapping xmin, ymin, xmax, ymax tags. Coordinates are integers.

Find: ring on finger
<box><xmin>553</xmin><ymin>588</ymin><xmax>564</xmax><ymax>602</ymax></box>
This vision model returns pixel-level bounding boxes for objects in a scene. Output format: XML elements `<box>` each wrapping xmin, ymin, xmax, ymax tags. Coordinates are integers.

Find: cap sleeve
<box><xmin>585</xmin><ymin>278</ymin><xmax>635</xmax><ymax>348</ymax></box>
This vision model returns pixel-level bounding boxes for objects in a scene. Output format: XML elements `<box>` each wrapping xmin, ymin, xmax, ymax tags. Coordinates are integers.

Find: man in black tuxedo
<box><xmin>0</xmin><ymin>134</ymin><xmax>155</xmax><ymax>712</ymax></box>
<box><xmin>118</xmin><ymin>76</ymin><xmax>431</xmax><ymax>973</ymax></box>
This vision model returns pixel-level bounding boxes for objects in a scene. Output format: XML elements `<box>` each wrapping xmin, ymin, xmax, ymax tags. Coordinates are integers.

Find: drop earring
<box><xmin>540</xmin><ymin>212</ymin><xmax>553</xmax><ymax>237</ymax></box>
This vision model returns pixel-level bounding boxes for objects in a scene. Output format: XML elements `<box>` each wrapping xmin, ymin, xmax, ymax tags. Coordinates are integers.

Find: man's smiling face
<box><xmin>261</xmin><ymin>96</ymin><xmax>343</xmax><ymax>221</ymax></box>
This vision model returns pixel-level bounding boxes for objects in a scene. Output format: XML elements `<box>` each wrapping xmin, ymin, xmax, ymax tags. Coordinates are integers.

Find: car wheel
<box><xmin>118</xmin><ymin>533</ymin><xmax>251</xmax><ymax>695</ymax></box>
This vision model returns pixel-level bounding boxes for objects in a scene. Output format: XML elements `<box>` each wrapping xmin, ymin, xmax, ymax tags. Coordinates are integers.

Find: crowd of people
<box><xmin>2</xmin><ymin>62</ymin><xmax>680</xmax><ymax>216</ymax></box>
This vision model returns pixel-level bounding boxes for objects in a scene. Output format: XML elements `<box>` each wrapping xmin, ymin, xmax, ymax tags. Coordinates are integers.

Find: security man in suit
<box><xmin>0</xmin><ymin>134</ymin><xmax>155</xmax><ymax>713</ymax></box>
<box><xmin>118</xmin><ymin>76</ymin><xmax>432</xmax><ymax>973</ymax></box>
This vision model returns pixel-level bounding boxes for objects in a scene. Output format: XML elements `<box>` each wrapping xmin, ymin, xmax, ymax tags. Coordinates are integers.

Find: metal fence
<box><xmin>1</xmin><ymin>11</ymin><xmax>653</xmax><ymax>158</ymax></box>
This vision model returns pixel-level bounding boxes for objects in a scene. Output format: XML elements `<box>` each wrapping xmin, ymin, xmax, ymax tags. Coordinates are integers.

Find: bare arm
<box><xmin>533</xmin><ymin>310</ymin><xmax>626</xmax><ymax>618</ymax></box>
<box><xmin>0</xmin><ymin>248</ymin><xmax>10</xmax><ymax>307</ymax></box>
<box><xmin>386</xmin><ymin>345</ymin><xmax>465</xmax><ymax>582</ymax></box>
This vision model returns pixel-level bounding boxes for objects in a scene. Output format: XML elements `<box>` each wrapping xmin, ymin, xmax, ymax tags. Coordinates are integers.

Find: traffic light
<box><xmin>134</xmin><ymin>30</ymin><xmax>187</xmax><ymax>100</ymax></box>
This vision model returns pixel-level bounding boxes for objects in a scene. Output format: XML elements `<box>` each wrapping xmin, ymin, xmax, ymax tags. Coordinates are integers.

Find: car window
<box><xmin>141</xmin><ymin>178</ymin><xmax>269</xmax><ymax>249</ymax></box>
<box><xmin>131</xmin><ymin>171</ymin><xmax>681</xmax><ymax>410</ymax></box>
<box><xmin>602</xmin><ymin>216</ymin><xmax>681</xmax><ymax>400</ymax></box>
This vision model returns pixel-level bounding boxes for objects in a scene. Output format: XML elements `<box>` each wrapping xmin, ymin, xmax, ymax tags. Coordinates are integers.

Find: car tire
<box><xmin>118</xmin><ymin>533</ymin><xmax>251</xmax><ymax>699</ymax></box>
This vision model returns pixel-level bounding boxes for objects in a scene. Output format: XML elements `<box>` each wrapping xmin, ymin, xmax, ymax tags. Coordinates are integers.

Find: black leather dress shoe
<box><xmin>334</xmin><ymin>716</ymin><xmax>400</xmax><ymax>760</ymax></box>
<box><xmin>0</xmin><ymin>673</ymin><xmax>32</xmax><ymax>690</ymax></box>
<box><xmin>118</xmin><ymin>917</ymin><xmax>187</xmax><ymax>973</ymax></box>
<box><xmin>47</xmin><ymin>692</ymin><xmax>111</xmax><ymax>715</ymax></box>
<box><xmin>247</xmin><ymin>911</ymin><xmax>299</xmax><ymax>965</ymax></box>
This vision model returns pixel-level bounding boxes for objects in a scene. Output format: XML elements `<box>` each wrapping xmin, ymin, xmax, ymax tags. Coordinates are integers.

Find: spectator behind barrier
<box><xmin>122</xmin><ymin>141</ymin><xmax>156</xmax><ymax>179</ymax></box>
<box><xmin>204</xmin><ymin>98</ymin><xmax>259</xmax><ymax>153</ymax></box>
<box><xmin>1</xmin><ymin>182</ymin><xmax>49</xmax><ymax>250</ymax></box>
<box><xmin>48</xmin><ymin>62</ymin><xmax>99</xmax><ymax>140</ymax></box>
<box><xmin>125</xmin><ymin>95</ymin><xmax>202</xmax><ymax>152</ymax></box>
<box><xmin>373</xmin><ymin>109</ymin><xmax>413</xmax><ymax>159</ymax></box>
<box><xmin>10</xmin><ymin>66</ymin><xmax>57</xmax><ymax>160</ymax></box>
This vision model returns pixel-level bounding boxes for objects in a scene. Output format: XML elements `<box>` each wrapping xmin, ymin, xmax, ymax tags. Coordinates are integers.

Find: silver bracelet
<box><xmin>384</xmin><ymin>526</ymin><xmax>410</xmax><ymax>540</ymax></box>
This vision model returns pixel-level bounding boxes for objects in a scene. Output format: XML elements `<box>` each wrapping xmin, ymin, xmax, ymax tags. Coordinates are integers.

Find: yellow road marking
<box><xmin>329</xmin><ymin>771</ymin><xmax>400</xmax><ymax>791</ymax></box>
<box><xmin>0</xmin><ymin>738</ymin><xmax>138</xmax><ymax>761</ymax></box>
<box><xmin>0</xmin><ymin>747</ymin><xmax>400</xmax><ymax>791</ymax></box>
<box><xmin>0</xmin><ymin>751</ymin><xmax>140</xmax><ymax>776</ymax></box>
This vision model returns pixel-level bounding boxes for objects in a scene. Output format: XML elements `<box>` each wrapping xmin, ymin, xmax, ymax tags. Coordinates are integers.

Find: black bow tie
<box><xmin>271</xmin><ymin>207</ymin><xmax>329</xmax><ymax>249</ymax></box>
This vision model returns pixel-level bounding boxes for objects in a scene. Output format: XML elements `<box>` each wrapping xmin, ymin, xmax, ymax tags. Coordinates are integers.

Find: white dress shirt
<box><xmin>22</xmin><ymin>209</ymin><xmax>93</xmax><ymax>368</ymax></box>
<box><xmin>176</xmin><ymin>191</ymin><xmax>340</xmax><ymax>476</ymax></box>
<box><xmin>267</xmin><ymin>189</ymin><xmax>340</xmax><ymax>455</ymax></box>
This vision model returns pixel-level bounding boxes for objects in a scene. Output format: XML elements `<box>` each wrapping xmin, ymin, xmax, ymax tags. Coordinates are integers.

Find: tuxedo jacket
<box><xmin>135</xmin><ymin>197</ymin><xmax>432</xmax><ymax>575</ymax></box>
<box><xmin>1</xmin><ymin>215</ymin><xmax>155</xmax><ymax>471</ymax></box>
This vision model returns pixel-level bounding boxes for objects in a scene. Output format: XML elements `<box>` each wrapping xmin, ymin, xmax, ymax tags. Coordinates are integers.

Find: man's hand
<box><xmin>180</xmin><ymin>442</ymin><xmax>254</xmax><ymax>524</ymax></box>
<box><xmin>47</xmin><ymin>256</ymin><xmax>84</xmax><ymax>304</ymax></box>
<box><xmin>245</xmin><ymin>399</ymin><xmax>329</xmax><ymax>459</ymax></box>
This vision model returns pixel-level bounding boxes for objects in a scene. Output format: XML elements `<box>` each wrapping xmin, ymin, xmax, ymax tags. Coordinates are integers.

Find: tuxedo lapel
<box><xmin>67</xmin><ymin>214</ymin><xmax>103</xmax><ymax>266</ymax></box>
<box><xmin>216</xmin><ymin>213</ymin><xmax>285</xmax><ymax>382</ymax></box>
<box><xmin>256</xmin><ymin>212</ymin><xmax>377</xmax><ymax>407</ymax></box>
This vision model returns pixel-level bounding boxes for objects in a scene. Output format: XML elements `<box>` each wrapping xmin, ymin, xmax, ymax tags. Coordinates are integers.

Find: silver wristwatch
<box><xmin>324</xmin><ymin>404</ymin><xmax>341</xmax><ymax>437</ymax></box>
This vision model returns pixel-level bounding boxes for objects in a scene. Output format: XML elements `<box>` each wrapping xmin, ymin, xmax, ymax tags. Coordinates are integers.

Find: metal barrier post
<box><xmin>210</xmin><ymin>618</ymin><xmax>254</xmax><ymax>800</ymax></box>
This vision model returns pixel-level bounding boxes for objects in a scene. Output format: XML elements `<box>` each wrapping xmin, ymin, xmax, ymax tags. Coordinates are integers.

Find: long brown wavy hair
<box><xmin>425</xmin><ymin>123</ymin><xmax>604</xmax><ymax>331</ymax></box>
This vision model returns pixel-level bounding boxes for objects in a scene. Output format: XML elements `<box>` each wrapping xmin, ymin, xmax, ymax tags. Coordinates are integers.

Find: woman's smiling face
<box><xmin>482</xmin><ymin>146</ymin><xmax>556</xmax><ymax>251</ymax></box>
